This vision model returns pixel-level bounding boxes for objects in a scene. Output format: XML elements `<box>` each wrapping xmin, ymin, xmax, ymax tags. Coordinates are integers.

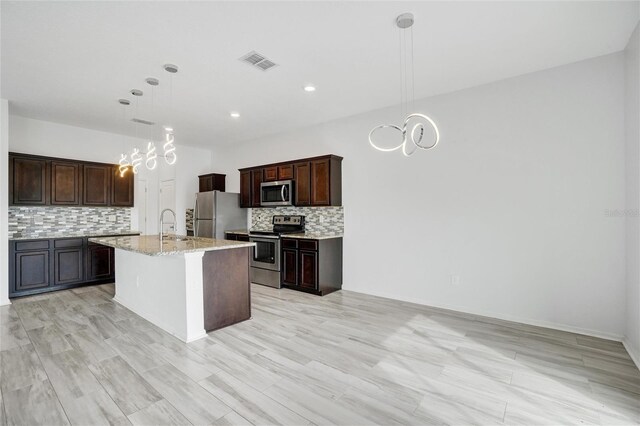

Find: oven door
<box><xmin>249</xmin><ymin>235</ymin><xmax>281</xmax><ymax>271</ymax></box>
<box><xmin>260</xmin><ymin>180</ymin><xmax>294</xmax><ymax>206</ymax></box>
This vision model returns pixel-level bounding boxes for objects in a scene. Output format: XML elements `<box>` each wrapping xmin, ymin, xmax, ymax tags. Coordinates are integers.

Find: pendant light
<box><xmin>368</xmin><ymin>13</ymin><xmax>440</xmax><ymax>157</ymax></box>
<box><xmin>163</xmin><ymin>64</ymin><xmax>178</xmax><ymax>165</ymax></box>
<box><xmin>117</xmin><ymin>99</ymin><xmax>131</xmax><ymax>177</ymax></box>
<box><xmin>114</xmin><ymin>64</ymin><xmax>180</xmax><ymax>172</ymax></box>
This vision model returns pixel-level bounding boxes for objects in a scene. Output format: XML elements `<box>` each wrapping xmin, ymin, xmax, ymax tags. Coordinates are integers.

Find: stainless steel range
<box><xmin>249</xmin><ymin>215</ymin><xmax>305</xmax><ymax>288</ymax></box>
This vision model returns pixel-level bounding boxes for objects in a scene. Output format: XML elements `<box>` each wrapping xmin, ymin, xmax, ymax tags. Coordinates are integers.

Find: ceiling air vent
<box><xmin>131</xmin><ymin>118</ymin><xmax>155</xmax><ymax>126</ymax></box>
<box><xmin>240</xmin><ymin>51</ymin><xmax>278</xmax><ymax>71</ymax></box>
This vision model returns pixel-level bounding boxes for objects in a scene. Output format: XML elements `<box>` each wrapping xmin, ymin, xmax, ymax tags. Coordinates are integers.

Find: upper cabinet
<box><xmin>10</xmin><ymin>156</ymin><xmax>48</xmax><ymax>205</ymax></box>
<box><xmin>111</xmin><ymin>165</ymin><xmax>134</xmax><ymax>206</ymax></box>
<box><xmin>83</xmin><ymin>164</ymin><xmax>110</xmax><ymax>206</ymax></box>
<box><xmin>51</xmin><ymin>161</ymin><xmax>81</xmax><ymax>205</ymax></box>
<box><xmin>198</xmin><ymin>173</ymin><xmax>226</xmax><ymax>192</ymax></box>
<box><xmin>239</xmin><ymin>154</ymin><xmax>342</xmax><ymax>207</ymax></box>
<box><xmin>9</xmin><ymin>153</ymin><xmax>134</xmax><ymax>208</ymax></box>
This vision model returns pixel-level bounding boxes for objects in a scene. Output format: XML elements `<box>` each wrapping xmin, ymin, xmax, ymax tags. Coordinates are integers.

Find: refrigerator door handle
<box><xmin>194</xmin><ymin>196</ymin><xmax>199</xmax><ymax>237</ymax></box>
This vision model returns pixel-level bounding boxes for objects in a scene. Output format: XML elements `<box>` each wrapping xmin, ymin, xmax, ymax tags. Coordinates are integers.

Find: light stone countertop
<box><xmin>89</xmin><ymin>235</ymin><xmax>255</xmax><ymax>256</ymax></box>
<box><xmin>10</xmin><ymin>231</ymin><xmax>141</xmax><ymax>241</ymax></box>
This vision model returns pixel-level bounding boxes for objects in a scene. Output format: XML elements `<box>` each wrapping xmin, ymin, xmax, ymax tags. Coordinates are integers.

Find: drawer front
<box><xmin>54</xmin><ymin>238</ymin><xmax>84</xmax><ymax>248</ymax></box>
<box><xmin>281</xmin><ymin>238</ymin><xmax>298</xmax><ymax>249</ymax></box>
<box><xmin>298</xmin><ymin>239</ymin><xmax>318</xmax><ymax>251</ymax></box>
<box><xmin>15</xmin><ymin>240</ymin><xmax>50</xmax><ymax>251</ymax></box>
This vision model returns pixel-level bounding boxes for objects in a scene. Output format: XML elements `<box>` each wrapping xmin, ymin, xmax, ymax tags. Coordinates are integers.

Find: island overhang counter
<box><xmin>89</xmin><ymin>235</ymin><xmax>255</xmax><ymax>342</ymax></box>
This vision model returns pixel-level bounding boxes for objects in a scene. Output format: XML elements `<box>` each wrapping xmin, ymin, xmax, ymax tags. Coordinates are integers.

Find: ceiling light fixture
<box><xmin>303</xmin><ymin>85</ymin><xmax>316</xmax><ymax>92</ymax></box>
<box><xmin>230</xmin><ymin>112</ymin><xmax>240</xmax><ymax>118</ymax></box>
<box><xmin>117</xmin><ymin>64</ymin><xmax>180</xmax><ymax>173</ymax></box>
<box><xmin>368</xmin><ymin>13</ymin><xmax>440</xmax><ymax>157</ymax></box>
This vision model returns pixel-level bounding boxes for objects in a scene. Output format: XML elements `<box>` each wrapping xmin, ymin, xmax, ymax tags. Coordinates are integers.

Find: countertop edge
<box><xmin>89</xmin><ymin>235</ymin><xmax>255</xmax><ymax>257</ymax></box>
<box><xmin>9</xmin><ymin>232</ymin><xmax>142</xmax><ymax>241</ymax></box>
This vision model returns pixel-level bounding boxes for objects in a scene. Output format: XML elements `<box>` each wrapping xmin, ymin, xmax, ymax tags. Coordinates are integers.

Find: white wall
<box><xmin>625</xmin><ymin>23</ymin><xmax>640</xmax><ymax>365</ymax></box>
<box><xmin>214</xmin><ymin>53</ymin><xmax>627</xmax><ymax>339</ymax></box>
<box><xmin>8</xmin><ymin>116</ymin><xmax>213</xmax><ymax>235</ymax></box>
<box><xmin>1</xmin><ymin>100</ymin><xmax>10</xmax><ymax>306</ymax></box>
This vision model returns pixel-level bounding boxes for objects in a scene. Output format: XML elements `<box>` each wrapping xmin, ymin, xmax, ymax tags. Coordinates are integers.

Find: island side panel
<box><xmin>113</xmin><ymin>248</ymin><xmax>206</xmax><ymax>343</ymax></box>
<box><xmin>202</xmin><ymin>247</ymin><xmax>251</xmax><ymax>331</ymax></box>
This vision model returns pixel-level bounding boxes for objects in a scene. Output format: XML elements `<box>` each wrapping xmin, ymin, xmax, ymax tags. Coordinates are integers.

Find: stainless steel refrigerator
<box><xmin>194</xmin><ymin>191</ymin><xmax>247</xmax><ymax>239</ymax></box>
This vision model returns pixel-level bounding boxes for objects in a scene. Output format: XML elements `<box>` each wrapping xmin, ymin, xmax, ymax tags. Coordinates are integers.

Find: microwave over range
<box><xmin>260</xmin><ymin>180</ymin><xmax>294</xmax><ymax>207</ymax></box>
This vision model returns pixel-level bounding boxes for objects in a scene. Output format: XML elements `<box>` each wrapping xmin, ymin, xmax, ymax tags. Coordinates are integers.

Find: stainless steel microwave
<box><xmin>260</xmin><ymin>180</ymin><xmax>294</xmax><ymax>207</ymax></box>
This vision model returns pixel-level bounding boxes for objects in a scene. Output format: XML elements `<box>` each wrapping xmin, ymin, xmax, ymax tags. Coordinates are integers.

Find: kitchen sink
<box><xmin>161</xmin><ymin>235</ymin><xmax>192</xmax><ymax>242</ymax></box>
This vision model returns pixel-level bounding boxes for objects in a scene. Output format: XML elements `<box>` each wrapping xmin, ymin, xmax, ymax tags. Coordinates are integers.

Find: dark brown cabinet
<box><xmin>9</xmin><ymin>237</ymin><xmax>122</xmax><ymax>298</ymax></box>
<box><xmin>10</xmin><ymin>156</ymin><xmax>48</xmax><ymax>205</ymax></box>
<box><xmin>51</xmin><ymin>161</ymin><xmax>81</xmax><ymax>205</ymax></box>
<box><xmin>83</xmin><ymin>164</ymin><xmax>110</xmax><ymax>206</ymax></box>
<box><xmin>240</xmin><ymin>171</ymin><xmax>252</xmax><ymax>208</ymax></box>
<box><xmin>14</xmin><ymin>250</ymin><xmax>50</xmax><ymax>292</ymax></box>
<box><xmin>251</xmin><ymin>169</ymin><xmax>263</xmax><ymax>207</ymax></box>
<box><xmin>225</xmin><ymin>233</ymin><xmax>250</xmax><ymax>242</ymax></box>
<box><xmin>9</xmin><ymin>153</ymin><xmax>134</xmax><ymax>207</ymax></box>
<box><xmin>111</xmin><ymin>166</ymin><xmax>134</xmax><ymax>206</ymax></box>
<box><xmin>263</xmin><ymin>165</ymin><xmax>293</xmax><ymax>182</ymax></box>
<box><xmin>311</xmin><ymin>159</ymin><xmax>331</xmax><ymax>206</ymax></box>
<box><xmin>53</xmin><ymin>238</ymin><xmax>84</xmax><ymax>286</ymax></box>
<box><xmin>239</xmin><ymin>155</ymin><xmax>342</xmax><ymax>207</ymax></box>
<box><xmin>198</xmin><ymin>173</ymin><xmax>226</xmax><ymax>192</ymax></box>
<box><xmin>280</xmin><ymin>237</ymin><xmax>343</xmax><ymax>296</ymax></box>
<box><xmin>87</xmin><ymin>242</ymin><xmax>115</xmax><ymax>281</ymax></box>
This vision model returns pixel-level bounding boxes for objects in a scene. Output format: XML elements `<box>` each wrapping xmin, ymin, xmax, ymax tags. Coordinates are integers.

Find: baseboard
<box><xmin>0</xmin><ymin>298</ymin><xmax>11</xmax><ymax>306</ymax></box>
<box><xmin>342</xmin><ymin>286</ymin><xmax>624</xmax><ymax>342</ymax></box>
<box><xmin>623</xmin><ymin>338</ymin><xmax>640</xmax><ymax>370</ymax></box>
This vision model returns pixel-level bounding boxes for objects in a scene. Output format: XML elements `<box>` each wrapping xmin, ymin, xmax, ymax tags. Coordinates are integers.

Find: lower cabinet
<box><xmin>9</xmin><ymin>237</ymin><xmax>116</xmax><ymax>298</ymax></box>
<box><xmin>87</xmin><ymin>242</ymin><xmax>115</xmax><ymax>281</ymax></box>
<box><xmin>225</xmin><ymin>233</ymin><xmax>250</xmax><ymax>242</ymax></box>
<box><xmin>280</xmin><ymin>237</ymin><xmax>343</xmax><ymax>296</ymax></box>
<box><xmin>54</xmin><ymin>238</ymin><xmax>85</xmax><ymax>285</ymax></box>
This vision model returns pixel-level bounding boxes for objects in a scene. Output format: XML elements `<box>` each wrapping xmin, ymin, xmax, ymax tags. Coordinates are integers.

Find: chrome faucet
<box><xmin>159</xmin><ymin>208</ymin><xmax>177</xmax><ymax>240</ymax></box>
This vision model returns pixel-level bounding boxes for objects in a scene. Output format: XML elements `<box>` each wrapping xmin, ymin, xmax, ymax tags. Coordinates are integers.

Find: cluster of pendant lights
<box><xmin>117</xmin><ymin>64</ymin><xmax>179</xmax><ymax>177</ymax></box>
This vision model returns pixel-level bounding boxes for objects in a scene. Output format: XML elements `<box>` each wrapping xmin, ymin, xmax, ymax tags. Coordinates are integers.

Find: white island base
<box><xmin>113</xmin><ymin>250</ymin><xmax>209</xmax><ymax>342</ymax></box>
<box><xmin>89</xmin><ymin>235</ymin><xmax>254</xmax><ymax>343</ymax></box>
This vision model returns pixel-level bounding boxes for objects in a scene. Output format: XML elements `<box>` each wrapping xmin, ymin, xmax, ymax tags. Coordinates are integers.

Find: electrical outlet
<box><xmin>319</xmin><ymin>216</ymin><xmax>325</xmax><ymax>224</ymax></box>
<box><xmin>109</xmin><ymin>215</ymin><xmax>116</xmax><ymax>222</ymax></box>
<box><xmin>33</xmin><ymin>215</ymin><xmax>43</xmax><ymax>225</ymax></box>
<box><xmin>450</xmin><ymin>274</ymin><xmax>461</xmax><ymax>285</ymax></box>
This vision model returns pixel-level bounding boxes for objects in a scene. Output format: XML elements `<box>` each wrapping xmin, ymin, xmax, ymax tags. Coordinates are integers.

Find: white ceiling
<box><xmin>2</xmin><ymin>1</ymin><xmax>638</xmax><ymax>149</ymax></box>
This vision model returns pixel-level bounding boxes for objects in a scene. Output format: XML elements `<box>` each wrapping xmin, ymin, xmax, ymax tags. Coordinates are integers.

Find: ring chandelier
<box><xmin>368</xmin><ymin>13</ymin><xmax>440</xmax><ymax>157</ymax></box>
<box><xmin>118</xmin><ymin>64</ymin><xmax>179</xmax><ymax>177</ymax></box>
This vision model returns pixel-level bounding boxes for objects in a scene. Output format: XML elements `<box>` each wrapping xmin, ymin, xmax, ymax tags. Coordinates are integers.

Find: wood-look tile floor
<box><xmin>1</xmin><ymin>283</ymin><xmax>639</xmax><ymax>426</ymax></box>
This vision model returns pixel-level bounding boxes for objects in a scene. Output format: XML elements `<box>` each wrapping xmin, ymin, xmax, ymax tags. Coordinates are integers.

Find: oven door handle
<box><xmin>249</xmin><ymin>234</ymin><xmax>281</xmax><ymax>240</ymax></box>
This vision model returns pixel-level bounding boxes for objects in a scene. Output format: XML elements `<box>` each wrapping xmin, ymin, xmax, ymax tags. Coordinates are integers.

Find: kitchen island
<box><xmin>89</xmin><ymin>235</ymin><xmax>254</xmax><ymax>342</ymax></box>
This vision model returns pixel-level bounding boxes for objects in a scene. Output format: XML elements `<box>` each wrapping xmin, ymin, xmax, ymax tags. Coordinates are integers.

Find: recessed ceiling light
<box><xmin>163</xmin><ymin>64</ymin><xmax>179</xmax><ymax>74</ymax></box>
<box><xmin>145</xmin><ymin>77</ymin><xmax>159</xmax><ymax>86</ymax></box>
<box><xmin>130</xmin><ymin>89</ymin><xmax>143</xmax><ymax>97</ymax></box>
<box><xmin>303</xmin><ymin>85</ymin><xmax>316</xmax><ymax>92</ymax></box>
<box><xmin>230</xmin><ymin>112</ymin><xmax>240</xmax><ymax>118</ymax></box>
<box><xmin>118</xmin><ymin>99</ymin><xmax>131</xmax><ymax>105</ymax></box>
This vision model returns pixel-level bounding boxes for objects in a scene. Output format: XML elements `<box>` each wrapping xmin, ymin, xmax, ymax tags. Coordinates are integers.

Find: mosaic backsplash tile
<box><xmin>186</xmin><ymin>208</ymin><xmax>194</xmax><ymax>231</ymax></box>
<box><xmin>250</xmin><ymin>206</ymin><xmax>343</xmax><ymax>234</ymax></box>
<box><xmin>9</xmin><ymin>206</ymin><xmax>132</xmax><ymax>239</ymax></box>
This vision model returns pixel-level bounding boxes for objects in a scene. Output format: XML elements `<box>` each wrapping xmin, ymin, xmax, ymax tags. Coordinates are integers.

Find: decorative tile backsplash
<box><xmin>9</xmin><ymin>206</ymin><xmax>132</xmax><ymax>239</ymax></box>
<box><xmin>186</xmin><ymin>208</ymin><xmax>194</xmax><ymax>231</ymax></box>
<box><xmin>250</xmin><ymin>206</ymin><xmax>343</xmax><ymax>234</ymax></box>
